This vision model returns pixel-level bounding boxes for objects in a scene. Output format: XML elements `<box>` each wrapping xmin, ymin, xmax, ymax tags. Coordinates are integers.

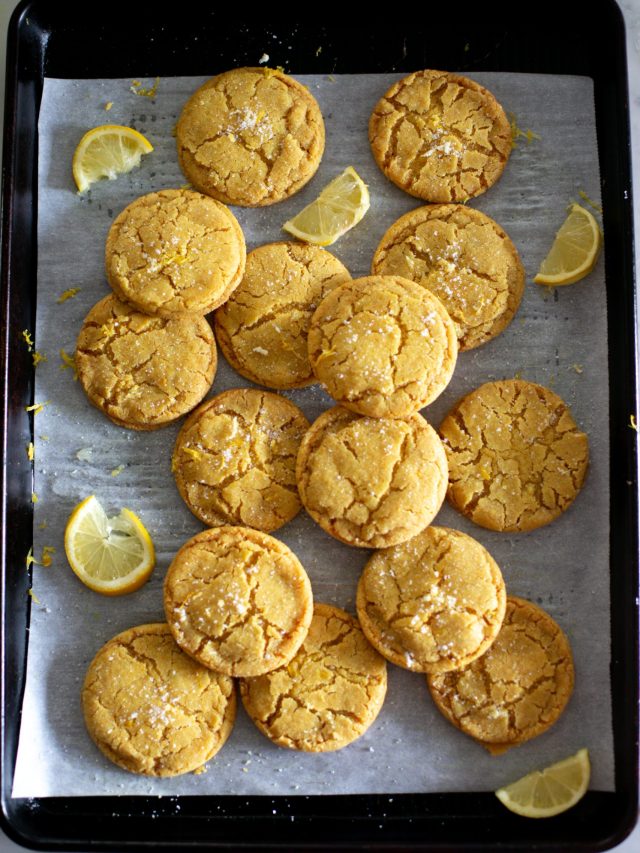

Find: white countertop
<box><xmin>0</xmin><ymin>0</ymin><xmax>638</xmax><ymax>850</ymax></box>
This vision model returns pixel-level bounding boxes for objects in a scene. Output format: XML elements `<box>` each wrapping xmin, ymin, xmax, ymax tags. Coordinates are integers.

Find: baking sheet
<box><xmin>11</xmin><ymin>71</ymin><xmax>611</xmax><ymax>798</ymax></box>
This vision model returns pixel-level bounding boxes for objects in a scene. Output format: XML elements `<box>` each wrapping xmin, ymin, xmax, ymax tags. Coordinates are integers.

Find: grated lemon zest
<box><xmin>40</xmin><ymin>434</ymin><xmax>50</xmax><ymax>441</ymax></box>
<box><xmin>629</xmin><ymin>415</ymin><xmax>638</xmax><ymax>432</ymax></box>
<box><xmin>479</xmin><ymin>466</ymin><xmax>491</xmax><ymax>481</ymax></box>
<box><xmin>328</xmin><ymin>74</ymin><xmax>336</xmax><ymax>82</ymax></box>
<box><xmin>105</xmin><ymin>101</ymin><xmax>113</xmax><ymax>111</ymax></box>
<box><xmin>26</xmin><ymin>442</ymin><xmax>34</xmax><ymax>461</ymax></box>
<box><xmin>183</xmin><ymin>447</ymin><xmax>203</xmax><ymax>461</ymax></box>
<box><xmin>111</xmin><ymin>464</ymin><xmax>125</xmax><ymax>477</ymax></box>
<box><xmin>131</xmin><ymin>76</ymin><xmax>160</xmax><ymax>97</ymax></box>
<box><xmin>59</xmin><ymin>349</ymin><xmax>78</xmax><ymax>380</ymax></box>
<box><xmin>28</xmin><ymin>588</ymin><xmax>41</xmax><ymax>605</ymax></box>
<box><xmin>25</xmin><ymin>401</ymin><xmax>50</xmax><ymax>415</ymax></box>
<box><xmin>31</xmin><ymin>492</ymin><xmax>38</xmax><ymax>504</ymax></box>
<box><xmin>316</xmin><ymin>46</ymin><xmax>322</xmax><ymax>56</ymax></box>
<box><xmin>57</xmin><ymin>287</ymin><xmax>81</xmax><ymax>303</ymax></box>
<box><xmin>32</xmin><ymin>350</ymin><xmax>47</xmax><ymax>367</ymax></box>
<box><xmin>26</xmin><ymin>547</ymin><xmax>37</xmax><ymax>568</ymax></box>
<box><xmin>509</xmin><ymin>113</ymin><xmax>540</xmax><ymax>148</ymax></box>
<box><xmin>41</xmin><ymin>546</ymin><xmax>55</xmax><ymax>567</ymax></box>
<box><xmin>22</xmin><ymin>330</ymin><xmax>34</xmax><ymax>350</ymax></box>
<box><xmin>573</xmin><ymin>364</ymin><xmax>584</xmax><ymax>374</ymax></box>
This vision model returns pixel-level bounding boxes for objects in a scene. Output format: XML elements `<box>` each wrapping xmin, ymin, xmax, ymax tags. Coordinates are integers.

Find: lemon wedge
<box><xmin>495</xmin><ymin>748</ymin><xmax>590</xmax><ymax>818</ymax></box>
<box><xmin>72</xmin><ymin>125</ymin><xmax>153</xmax><ymax>193</ymax></box>
<box><xmin>64</xmin><ymin>495</ymin><xmax>155</xmax><ymax>595</ymax></box>
<box><xmin>534</xmin><ymin>203</ymin><xmax>602</xmax><ymax>286</ymax></box>
<box><xmin>283</xmin><ymin>166</ymin><xmax>370</xmax><ymax>246</ymax></box>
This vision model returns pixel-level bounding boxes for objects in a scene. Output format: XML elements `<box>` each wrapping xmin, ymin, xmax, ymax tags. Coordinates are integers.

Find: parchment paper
<box><xmin>12</xmin><ymin>72</ymin><xmax>612</xmax><ymax>798</ymax></box>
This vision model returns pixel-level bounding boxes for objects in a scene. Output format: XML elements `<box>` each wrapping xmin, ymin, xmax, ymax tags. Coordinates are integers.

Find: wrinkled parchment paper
<box><xmin>12</xmin><ymin>72</ymin><xmax>612</xmax><ymax>798</ymax></box>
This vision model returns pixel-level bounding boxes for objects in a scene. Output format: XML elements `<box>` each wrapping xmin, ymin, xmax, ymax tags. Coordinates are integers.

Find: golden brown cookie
<box><xmin>427</xmin><ymin>597</ymin><xmax>575</xmax><ymax>753</ymax></box>
<box><xmin>172</xmin><ymin>388</ymin><xmax>308</xmax><ymax>532</ymax></box>
<box><xmin>164</xmin><ymin>527</ymin><xmax>313</xmax><ymax>678</ymax></box>
<box><xmin>296</xmin><ymin>406</ymin><xmax>448</xmax><ymax>548</ymax></box>
<box><xmin>105</xmin><ymin>189</ymin><xmax>246</xmax><ymax>317</ymax></box>
<box><xmin>369</xmin><ymin>70</ymin><xmax>512</xmax><ymax>203</ymax></box>
<box><xmin>439</xmin><ymin>379</ymin><xmax>589</xmax><ymax>532</ymax></box>
<box><xmin>240</xmin><ymin>603</ymin><xmax>387</xmax><ymax>752</ymax></box>
<box><xmin>75</xmin><ymin>294</ymin><xmax>216</xmax><ymax>430</ymax></box>
<box><xmin>214</xmin><ymin>242</ymin><xmax>351</xmax><ymax>389</ymax></box>
<box><xmin>371</xmin><ymin>204</ymin><xmax>525</xmax><ymax>351</ymax></box>
<box><xmin>307</xmin><ymin>275</ymin><xmax>458</xmax><ymax>418</ymax></box>
<box><xmin>356</xmin><ymin>526</ymin><xmax>506</xmax><ymax>673</ymax></box>
<box><xmin>82</xmin><ymin>623</ymin><xmax>236</xmax><ymax>777</ymax></box>
<box><xmin>176</xmin><ymin>67</ymin><xmax>325</xmax><ymax>207</ymax></box>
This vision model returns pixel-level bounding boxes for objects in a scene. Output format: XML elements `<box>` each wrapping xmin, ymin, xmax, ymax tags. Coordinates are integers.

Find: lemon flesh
<box><xmin>534</xmin><ymin>203</ymin><xmax>602</xmax><ymax>286</ymax></box>
<box><xmin>72</xmin><ymin>125</ymin><xmax>153</xmax><ymax>193</ymax></box>
<box><xmin>283</xmin><ymin>166</ymin><xmax>370</xmax><ymax>246</ymax></box>
<box><xmin>495</xmin><ymin>748</ymin><xmax>590</xmax><ymax>818</ymax></box>
<box><xmin>64</xmin><ymin>495</ymin><xmax>155</xmax><ymax>595</ymax></box>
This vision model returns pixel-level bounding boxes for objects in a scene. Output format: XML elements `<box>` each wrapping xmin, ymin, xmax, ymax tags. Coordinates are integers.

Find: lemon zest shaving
<box><xmin>316</xmin><ymin>46</ymin><xmax>322</xmax><ymax>56</ymax></box>
<box><xmin>328</xmin><ymin>74</ymin><xmax>336</xmax><ymax>83</ymax></box>
<box><xmin>315</xmin><ymin>349</ymin><xmax>336</xmax><ymax>364</ymax></box>
<box><xmin>26</xmin><ymin>442</ymin><xmax>34</xmax><ymax>461</ymax></box>
<box><xmin>105</xmin><ymin>101</ymin><xmax>113</xmax><ymax>111</ymax></box>
<box><xmin>57</xmin><ymin>287</ymin><xmax>81</xmax><ymax>303</ymax></box>
<box><xmin>40</xmin><ymin>434</ymin><xmax>50</xmax><ymax>441</ymax></box>
<box><xmin>578</xmin><ymin>190</ymin><xmax>603</xmax><ymax>215</ymax></box>
<box><xmin>573</xmin><ymin>364</ymin><xmax>584</xmax><ymax>374</ymax></box>
<box><xmin>509</xmin><ymin>113</ymin><xmax>540</xmax><ymax>148</ymax></box>
<box><xmin>183</xmin><ymin>447</ymin><xmax>203</xmax><ymax>461</ymax></box>
<box><xmin>131</xmin><ymin>76</ymin><xmax>160</xmax><ymax>97</ymax></box>
<box><xmin>629</xmin><ymin>414</ymin><xmax>638</xmax><ymax>432</ymax></box>
<box><xmin>479</xmin><ymin>466</ymin><xmax>491</xmax><ymax>481</ymax></box>
<box><xmin>32</xmin><ymin>350</ymin><xmax>47</xmax><ymax>367</ymax></box>
<box><xmin>28</xmin><ymin>588</ymin><xmax>41</xmax><ymax>605</ymax></box>
<box><xmin>41</xmin><ymin>546</ymin><xmax>55</xmax><ymax>567</ymax></box>
<box><xmin>22</xmin><ymin>330</ymin><xmax>34</xmax><ymax>351</ymax></box>
<box><xmin>25</xmin><ymin>401</ymin><xmax>50</xmax><ymax>415</ymax></box>
<box><xmin>111</xmin><ymin>464</ymin><xmax>125</xmax><ymax>477</ymax></box>
<box><xmin>59</xmin><ymin>349</ymin><xmax>78</xmax><ymax>380</ymax></box>
<box><xmin>31</xmin><ymin>492</ymin><xmax>38</xmax><ymax>504</ymax></box>
<box><xmin>26</xmin><ymin>547</ymin><xmax>37</xmax><ymax>568</ymax></box>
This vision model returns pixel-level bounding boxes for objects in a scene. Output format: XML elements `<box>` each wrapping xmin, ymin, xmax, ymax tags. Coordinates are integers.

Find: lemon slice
<box><xmin>64</xmin><ymin>495</ymin><xmax>155</xmax><ymax>595</ymax></box>
<box><xmin>495</xmin><ymin>748</ymin><xmax>590</xmax><ymax>818</ymax></box>
<box><xmin>534</xmin><ymin>203</ymin><xmax>602</xmax><ymax>286</ymax></box>
<box><xmin>72</xmin><ymin>125</ymin><xmax>153</xmax><ymax>193</ymax></box>
<box><xmin>283</xmin><ymin>166</ymin><xmax>370</xmax><ymax>246</ymax></box>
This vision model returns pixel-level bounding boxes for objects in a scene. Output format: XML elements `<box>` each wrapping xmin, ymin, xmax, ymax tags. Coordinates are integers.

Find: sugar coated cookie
<box><xmin>75</xmin><ymin>294</ymin><xmax>216</xmax><ymax>430</ymax></box>
<box><xmin>215</xmin><ymin>242</ymin><xmax>351</xmax><ymax>389</ymax></box>
<box><xmin>172</xmin><ymin>388</ymin><xmax>308</xmax><ymax>532</ymax></box>
<box><xmin>427</xmin><ymin>597</ymin><xmax>575</xmax><ymax>753</ymax></box>
<box><xmin>371</xmin><ymin>204</ymin><xmax>524</xmax><ymax>350</ymax></box>
<box><xmin>105</xmin><ymin>189</ymin><xmax>246</xmax><ymax>318</ymax></box>
<box><xmin>308</xmin><ymin>275</ymin><xmax>458</xmax><ymax>418</ymax></box>
<box><xmin>82</xmin><ymin>623</ymin><xmax>236</xmax><ymax>776</ymax></box>
<box><xmin>296</xmin><ymin>406</ymin><xmax>448</xmax><ymax>548</ymax></box>
<box><xmin>440</xmin><ymin>379</ymin><xmax>589</xmax><ymax>532</ymax></box>
<box><xmin>369</xmin><ymin>69</ymin><xmax>511</xmax><ymax>203</ymax></box>
<box><xmin>356</xmin><ymin>526</ymin><xmax>506</xmax><ymax>673</ymax></box>
<box><xmin>164</xmin><ymin>526</ymin><xmax>313</xmax><ymax>678</ymax></box>
<box><xmin>176</xmin><ymin>67</ymin><xmax>325</xmax><ymax>207</ymax></box>
<box><xmin>240</xmin><ymin>603</ymin><xmax>387</xmax><ymax>752</ymax></box>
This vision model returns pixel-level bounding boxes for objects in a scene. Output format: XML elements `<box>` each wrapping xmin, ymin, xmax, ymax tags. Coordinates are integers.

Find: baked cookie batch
<box><xmin>78</xmin><ymin>67</ymin><xmax>587</xmax><ymax>777</ymax></box>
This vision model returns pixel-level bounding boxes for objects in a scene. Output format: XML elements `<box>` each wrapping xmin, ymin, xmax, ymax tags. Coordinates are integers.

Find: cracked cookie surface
<box><xmin>240</xmin><ymin>603</ymin><xmax>387</xmax><ymax>752</ymax></box>
<box><xmin>369</xmin><ymin>70</ymin><xmax>511</xmax><ymax>203</ymax></box>
<box><xmin>75</xmin><ymin>294</ymin><xmax>216</xmax><ymax>430</ymax></box>
<box><xmin>215</xmin><ymin>242</ymin><xmax>351</xmax><ymax>389</ymax></box>
<box><xmin>308</xmin><ymin>275</ymin><xmax>458</xmax><ymax>418</ymax></box>
<box><xmin>440</xmin><ymin>379</ymin><xmax>589</xmax><ymax>532</ymax></box>
<box><xmin>296</xmin><ymin>406</ymin><xmax>448</xmax><ymax>548</ymax></box>
<box><xmin>105</xmin><ymin>189</ymin><xmax>246</xmax><ymax>317</ymax></box>
<box><xmin>356</xmin><ymin>526</ymin><xmax>506</xmax><ymax>673</ymax></box>
<box><xmin>173</xmin><ymin>388</ymin><xmax>308</xmax><ymax>532</ymax></box>
<box><xmin>371</xmin><ymin>204</ymin><xmax>524</xmax><ymax>350</ymax></box>
<box><xmin>176</xmin><ymin>67</ymin><xmax>325</xmax><ymax>207</ymax></box>
<box><xmin>82</xmin><ymin>623</ymin><xmax>236</xmax><ymax>776</ymax></box>
<box><xmin>164</xmin><ymin>526</ymin><xmax>313</xmax><ymax>677</ymax></box>
<box><xmin>427</xmin><ymin>597</ymin><xmax>575</xmax><ymax>753</ymax></box>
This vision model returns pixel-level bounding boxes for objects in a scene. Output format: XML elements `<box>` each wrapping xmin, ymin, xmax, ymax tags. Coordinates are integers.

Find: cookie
<box><xmin>371</xmin><ymin>204</ymin><xmax>525</xmax><ymax>351</ymax></box>
<box><xmin>427</xmin><ymin>597</ymin><xmax>575</xmax><ymax>753</ymax></box>
<box><xmin>172</xmin><ymin>388</ymin><xmax>308</xmax><ymax>532</ymax></box>
<box><xmin>164</xmin><ymin>526</ymin><xmax>313</xmax><ymax>678</ymax></box>
<box><xmin>75</xmin><ymin>294</ymin><xmax>216</xmax><ymax>430</ymax></box>
<box><xmin>296</xmin><ymin>406</ymin><xmax>448</xmax><ymax>549</ymax></box>
<box><xmin>215</xmin><ymin>242</ymin><xmax>351</xmax><ymax>389</ymax></box>
<box><xmin>307</xmin><ymin>275</ymin><xmax>458</xmax><ymax>418</ymax></box>
<box><xmin>439</xmin><ymin>379</ymin><xmax>589</xmax><ymax>532</ymax></box>
<box><xmin>81</xmin><ymin>623</ymin><xmax>236</xmax><ymax>777</ymax></box>
<box><xmin>105</xmin><ymin>189</ymin><xmax>246</xmax><ymax>318</ymax></box>
<box><xmin>356</xmin><ymin>526</ymin><xmax>506</xmax><ymax>673</ymax></box>
<box><xmin>240</xmin><ymin>603</ymin><xmax>387</xmax><ymax>752</ymax></box>
<box><xmin>369</xmin><ymin>70</ymin><xmax>512</xmax><ymax>203</ymax></box>
<box><xmin>176</xmin><ymin>67</ymin><xmax>325</xmax><ymax>207</ymax></box>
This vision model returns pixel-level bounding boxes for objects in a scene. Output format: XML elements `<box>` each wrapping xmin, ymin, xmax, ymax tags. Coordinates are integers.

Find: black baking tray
<box><xmin>1</xmin><ymin>0</ymin><xmax>637</xmax><ymax>849</ymax></box>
